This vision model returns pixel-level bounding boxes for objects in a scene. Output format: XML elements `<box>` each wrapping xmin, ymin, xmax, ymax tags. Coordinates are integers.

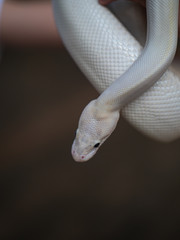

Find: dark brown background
<box><xmin>0</xmin><ymin>1</ymin><xmax>180</xmax><ymax>239</ymax></box>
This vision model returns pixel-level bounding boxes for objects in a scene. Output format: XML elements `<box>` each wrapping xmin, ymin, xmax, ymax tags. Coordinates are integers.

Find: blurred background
<box><xmin>0</xmin><ymin>0</ymin><xmax>180</xmax><ymax>239</ymax></box>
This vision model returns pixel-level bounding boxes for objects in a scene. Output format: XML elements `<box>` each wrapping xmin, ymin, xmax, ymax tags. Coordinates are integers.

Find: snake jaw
<box><xmin>71</xmin><ymin>140</ymin><xmax>98</xmax><ymax>162</ymax></box>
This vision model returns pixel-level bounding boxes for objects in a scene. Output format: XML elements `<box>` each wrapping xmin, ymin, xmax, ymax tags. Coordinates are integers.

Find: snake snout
<box><xmin>71</xmin><ymin>140</ymin><xmax>98</xmax><ymax>162</ymax></box>
<box><xmin>71</xmin><ymin>141</ymin><xmax>86</xmax><ymax>162</ymax></box>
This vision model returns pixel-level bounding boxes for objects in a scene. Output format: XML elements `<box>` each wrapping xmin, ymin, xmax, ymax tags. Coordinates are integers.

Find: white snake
<box><xmin>52</xmin><ymin>0</ymin><xmax>180</xmax><ymax>162</ymax></box>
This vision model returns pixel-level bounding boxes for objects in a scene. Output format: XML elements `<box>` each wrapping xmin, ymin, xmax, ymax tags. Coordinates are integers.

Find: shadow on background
<box><xmin>0</xmin><ymin>3</ymin><xmax>180</xmax><ymax>240</ymax></box>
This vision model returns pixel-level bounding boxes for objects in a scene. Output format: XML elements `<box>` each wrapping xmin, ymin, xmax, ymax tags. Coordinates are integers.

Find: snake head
<box><xmin>71</xmin><ymin>100</ymin><xmax>120</xmax><ymax>162</ymax></box>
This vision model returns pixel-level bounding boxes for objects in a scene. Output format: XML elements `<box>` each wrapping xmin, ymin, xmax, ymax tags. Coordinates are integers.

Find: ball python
<box><xmin>52</xmin><ymin>0</ymin><xmax>180</xmax><ymax>161</ymax></box>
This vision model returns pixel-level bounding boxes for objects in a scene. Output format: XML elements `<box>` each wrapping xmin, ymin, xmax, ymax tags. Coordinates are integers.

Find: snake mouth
<box><xmin>71</xmin><ymin>141</ymin><xmax>97</xmax><ymax>162</ymax></box>
<box><xmin>72</xmin><ymin>149</ymin><xmax>97</xmax><ymax>162</ymax></box>
<box><xmin>80</xmin><ymin>149</ymin><xmax>98</xmax><ymax>162</ymax></box>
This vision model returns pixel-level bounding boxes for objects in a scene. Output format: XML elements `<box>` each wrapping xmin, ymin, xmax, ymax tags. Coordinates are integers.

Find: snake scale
<box><xmin>52</xmin><ymin>0</ymin><xmax>180</xmax><ymax>161</ymax></box>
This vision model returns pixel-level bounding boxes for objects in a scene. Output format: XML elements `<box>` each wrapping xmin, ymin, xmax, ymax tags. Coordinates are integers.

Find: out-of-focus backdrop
<box><xmin>0</xmin><ymin>0</ymin><xmax>180</xmax><ymax>239</ymax></box>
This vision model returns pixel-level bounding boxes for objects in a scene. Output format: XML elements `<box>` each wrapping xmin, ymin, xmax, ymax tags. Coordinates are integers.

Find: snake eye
<box><xmin>94</xmin><ymin>142</ymin><xmax>100</xmax><ymax>148</ymax></box>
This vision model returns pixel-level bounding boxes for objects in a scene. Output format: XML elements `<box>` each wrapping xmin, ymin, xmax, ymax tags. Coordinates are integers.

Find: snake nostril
<box><xmin>81</xmin><ymin>156</ymin><xmax>85</xmax><ymax>159</ymax></box>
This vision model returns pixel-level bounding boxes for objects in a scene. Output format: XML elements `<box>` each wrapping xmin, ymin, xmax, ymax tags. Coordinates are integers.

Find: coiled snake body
<box><xmin>53</xmin><ymin>0</ymin><xmax>180</xmax><ymax>161</ymax></box>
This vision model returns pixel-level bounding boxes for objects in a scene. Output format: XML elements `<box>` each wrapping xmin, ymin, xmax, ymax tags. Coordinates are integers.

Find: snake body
<box><xmin>53</xmin><ymin>0</ymin><xmax>180</xmax><ymax>161</ymax></box>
